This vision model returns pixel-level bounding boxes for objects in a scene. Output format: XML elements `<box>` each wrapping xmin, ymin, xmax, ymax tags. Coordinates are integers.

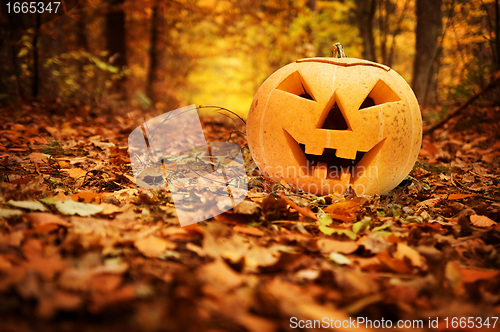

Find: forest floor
<box><xmin>0</xmin><ymin>102</ymin><xmax>499</xmax><ymax>332</ymax></box>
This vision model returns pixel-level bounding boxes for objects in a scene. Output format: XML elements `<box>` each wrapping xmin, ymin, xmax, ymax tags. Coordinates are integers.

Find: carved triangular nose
<box><xmin>318</xmin><ymin>103</ymin><xmax>349</xmax><ymax>130</ymax></box>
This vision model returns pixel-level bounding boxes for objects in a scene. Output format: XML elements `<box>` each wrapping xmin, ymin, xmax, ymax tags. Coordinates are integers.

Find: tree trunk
<box><xmin>495</xmin><ymin>0</ymin><xmax>500</xmax><ymax>68</ymax></box>
<box><xmin>412</xmin><ymin>0</ymin><xmax>443</xmax><ymax>105</ymax></box>
<box><xmin>105</xmin><ymin>0</ymin><xmax>127</xmax><ymax>96</ymax></box>
<box><xmin>32</xmin><ymin>13</ymin><xmax>41</xmax><ymax>98</ymax></box>
<box><xmin>306</xmin><ymin>0</ymin><xmax>316</xmax><ymax>11</ymax></box>
<box><xmin>355</xmin><ymin>0</ymin><xmax>377</xmax><ymax>62</ymax></box>
<box><xmin>146</xmin><ymin>3</ymin><xmax>166</xmax><ymax>106</ymax></box>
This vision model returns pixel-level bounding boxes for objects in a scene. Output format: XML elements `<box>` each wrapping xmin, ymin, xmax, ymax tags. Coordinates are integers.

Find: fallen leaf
<box><xmin>281</xmin><ymin>194</ymin><xmax>317</xmax><ymax>220</ymax></box>
<box><xmin>317</xmin><ymin>238</ymin><xmax>359</xmax><ymax>254</ymax></box>
<box><xmin>65</xmin><ymin>168</ymin><xmax>88</xmax><ymax>179</ymax></box>
<box><xmin>0</xmin><ymin>255</ymin><xmax>12</xmax><ymax>270</ymax></box>
<box><xmin>319</xmin><ymin>225</ymin><xmax>357</xmax><ymax>240</ymax></box>
<box><xmin>417</xmin><ymin>197</ymin><xmax>442</xmax><ymax>208</ymax></box>
<box><xmin>58</xmin><ymin>160</ymin><xmax>71</xmax><ymax>168</ymax></box>
<box><xmin>71</xmin><ymin>191</ymin><xmax>103</xmax><ymax>203</ymax></box>
<box><xmin>89</xmin><ymin>285</ymin><xmax>136</xmax><ymax>313</ymax></box>
<box><xmin>29</xmin><ymin>152</ymin><xmax>48</xmax><ymax>164</ymax></box>
<box><xmin>25</xmin><ymin>212</ymin><xmax>70</xmax><ymax>233</ymax></box>
<box><xmin>7</xmin><ymin>200</ymin><xmax>47</xmax><ymax>212</ymax></box>
<box><xmin>445</xmin><ymin>261</ymin><xmax>465</xmax><ymax>296</ymax></box>
<box><xmin>97</xmin><ymin>203</ymin><xmax>121</xmax><ymax>215</ymax></box>
<box><xmin>90</xmin><ymin>274</ymin><xmax>123</xmax><ymax>293</ymax></box>
<box><xmin>470</xmin><ymin>215</ymin><xmax>496</xmax><ymax>228</ymax></box>
<box><xmin>233</xmin><ymin>225</ymin><xmax>264</xmax><ymax>237</ymax></box>
<box><xmin>197</xmin><ymin>259</ymin><xmax>243</xmax><ymax>292</ymax></box>
<box><xmin>0</xmin><ymin>230</ymin><xmax>24</xmax><ymax>247</ymax></box>
<box><xmin>328</xmin><ymin>252</ymin><xmax>351</xmax><ymax>265</ymax></box>
<box><xmin>393</xmin><ymin>243</ymin><xmax>427</xmax><ymax>271</ymax></box>
<box><xmin>376</xmin><ymin>250</ymin><xmax>412</xmax><ymax>274</ymax></box>
<box><xmin>358</xmin><ymin>233</ymin><xmax>391</xmax><ymax>254</ymax></box>
<box><xmin>37</xmin><ymin>290</ymin><xmax>82</xmax><ymax>318</ymax></box>
<box><xmin>134</xmin><ymin>236</ymin><xmax>176</xmax><ymax>257</ymax></box>
<box><xmin>54</xmin><ymin>200</ymin><xmax>103</xmax><ymax>217</ymax></box>
<box><xmin>460</xmin><ymin>268</ymin><xmax>500</xmax><ymax>283</ymax></box>
<box><xmin>352</xmin><ymin>216</ymin><xmax>371</xmax><ymax>234</ymax></box>
<box><xmin>448</xmin><ymin>193</ymin><xmax>477</xmax><ymax>200</ymax></box>
<box><xmin>232</xmin><ymin>200</ymin><xmax>261</xmax><ymax>215</ymax></box>
<box><xmin>323</xmin><ymin>200</ymin><xmax>360</xmax><ymax>222</ymax></box>
<box><xmin>0</xmin><ymin>208</ymin><xmax>23</xmax><ymax>219</ymax></box>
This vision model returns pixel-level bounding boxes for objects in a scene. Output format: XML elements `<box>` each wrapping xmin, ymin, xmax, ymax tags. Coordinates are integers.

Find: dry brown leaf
<box><xmin>58</xmin><ymin>160</ymin><xmax>70</xmax><ymax>168</ymax></box>
<box><xmin>26</xmin><ymin>254</ymin><xmax>68</xmax><ymax>280</ymax></box>
<box><xmin>25</xmin><ymin>212</ymin><xmax>70</xmax><ymax>230</ymax></box>
<box><xmin>22</xmin><ymin>238</ymin><xmax>43</xmax><ymax>260</ymax></box>
<box><xmin>417</xmin><ymin>197</ymin><xmax>442</xmax><ymax>208</ymax></box>
<box><xmin>197</xmin><ymin>259</ymin><xmax>243</xmax><ymax>292</ymax></box>
<box><xmin>37</xmin><ymin>290</ymin><xmax>82</xmax><ymax>318</ymax></box>
<box><xmin>470</xmin><ymin>215</ymin><xmax>496</xmax><ymax>228</ymax></box>
<box><xmin>134</xmin><ymin>236</ymin><xmax>176</xmax><ymax>257</ymax></box>
<box><xmin>261</xmin><ymin>278</ymin><xmax>374</xmax><ymax>332</ymax></box>
<box><xmin>89</xmin><ymin>285</ymin><xmax>136</xmax><ymax>313</ymax></box>
<box><xmin>420</xmin><ymin>141</ymin><xmax>439</xmax><ymax>156</ymax></box>
<box><xmin>445</xmin><ymin>261</ymin><xmax>465</xmax><ymax>296</ymax></box>
<box><xmin>393</xmin><ymin>243</ymin><xmax>427</xmax><ymax>271</ymax></box>
<box><xmin>448</xmin><ymin>193</ymin><xmax>477</xmax><ymax>200</ymax></box>
<box><xmin>29</xmin><ymin>152</ymin><xmax>47</xmax><ymax>164</ymax></box>
<box><xmin>90</xmin><ymin>274</ymin><xmax>122</xmax><ymax>293</ymax></box>
<box><xmin>58</xmin><ymin>268</ymin><xmax>92</xmax><ymax>292</ymax></box>
<box><xmin>376</xmin><ymin>250</ymin><xmax>412</xmax><ymax>274</ymax></box>
<box><xmin>323</xmin><ymin>200</ymin><xmax>360</xmax><ymax>222</ymax></box>
<box><xmin>460</xmin><ymin>268</ymin><xmax>500</xmax><ymax>283</ymax></box>
<box><xmin>71</xmin><ymin>191</ymin><xmax>103</xmax><ymax>203</ymax></box>
<box><xmin>98</xmin><ymin>203</ymin><xmax>121</xmax><ymax>215</ymax></box>
<box><xmin>281</xmin><ymin>194</ymin><xmax>317</xmax><ymax>220</ymax></box>
<box><xmin>202</xmin><ymin>223</ymin><xmax>280</xmax><ymax>271</ymax></box>
<box><xmin>0</xmin><ymin>230</ymin><xmax>24</xmax><ymax>247</ymax></box>
<box><xmin>65</xmin><ymin>168</ymin><xmax>88</xmax><ymax>179</ymax></box>
<box><xmin>317</xmin><ymin>238</ymin><xmax>359</xmax><ymax>254</ymax></box>
<box><xmin>0</xmin><ymin>255</ymin><xmax>12</xmax><ymax>270</ymax></box>
<box><xmin>233</xmin><ymin>225</ymin><xmax>264</xmax><ymax>237</ymax></box>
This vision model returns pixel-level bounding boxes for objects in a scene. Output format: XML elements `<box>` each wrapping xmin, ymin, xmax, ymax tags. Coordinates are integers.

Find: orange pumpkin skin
<box><xmin>247</xmin><ymin>57</ymin><xmax>422</xmax><ymax>196</ymax></box>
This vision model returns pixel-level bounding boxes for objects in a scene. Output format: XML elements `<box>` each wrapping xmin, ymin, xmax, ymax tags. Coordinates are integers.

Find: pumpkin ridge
<box><xmin>296</xmin><ymin>57</ymin><xmax>391</xmax><ymax>71</ymax></box>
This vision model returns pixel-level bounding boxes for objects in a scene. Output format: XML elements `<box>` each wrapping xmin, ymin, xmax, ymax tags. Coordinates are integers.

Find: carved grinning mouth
<box><xmin>299</xmin><ymin>144</ymin><xmax>366</xmax><ymax>170</ymax></box>
<box><xmin>284</xmin><ymin>129</ymin><xmax>386</xmax><ymax>183</ymax></box>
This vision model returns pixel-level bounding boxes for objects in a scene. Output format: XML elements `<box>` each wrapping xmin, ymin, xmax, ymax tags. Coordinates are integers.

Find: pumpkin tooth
<box><xmin>340</xmin><ymin>169</ymin><xmax>352</xmax><ymax>188</ymax></box>
<box><xmin>313</xmin><ymin>162</ymin><xmax>329</xmax><ymax>179</ymax></box>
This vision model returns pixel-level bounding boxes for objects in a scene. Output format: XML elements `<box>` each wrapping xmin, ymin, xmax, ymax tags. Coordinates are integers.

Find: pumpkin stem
<box><xmin>331</xmin><ymin>42</ymin><xmax>347</xmax><ymax>58</ymax></box>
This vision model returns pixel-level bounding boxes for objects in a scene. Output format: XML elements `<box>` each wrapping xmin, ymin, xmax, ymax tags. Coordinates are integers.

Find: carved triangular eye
<box><xmin>359</xmin><ymin>80</ymin><xmax>400</xmax><ymax>110</ymax></box>
<box><xmin>276</xmin><ymin>71</ymin><xmax>316</xmax><ymax>101</ymax></box>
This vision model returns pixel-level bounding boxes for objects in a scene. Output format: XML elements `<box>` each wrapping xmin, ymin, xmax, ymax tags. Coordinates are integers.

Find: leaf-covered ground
<box><xmin>0</xmin><ymin>103</ymin><xmax>499</xmax><ymax>332</ymax></box>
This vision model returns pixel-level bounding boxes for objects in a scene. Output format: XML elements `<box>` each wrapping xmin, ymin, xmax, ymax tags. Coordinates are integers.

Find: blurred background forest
<box><xmin>0</xmin><ymin>0</ymin><xmax>499</xmax><ymax>118</ymax></box>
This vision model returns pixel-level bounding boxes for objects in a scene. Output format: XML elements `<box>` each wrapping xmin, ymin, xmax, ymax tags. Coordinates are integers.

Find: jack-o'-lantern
<box><xmin>247</xmin><ymin>44</ymin><xmax>422</xmax><ymax>195</ymax></box>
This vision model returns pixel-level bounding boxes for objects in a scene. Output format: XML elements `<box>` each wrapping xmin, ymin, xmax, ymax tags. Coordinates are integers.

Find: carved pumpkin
<box><xmin>247</xmin><ymin>48</ymin><xmax>422</xmax><ymax>195</ymax></box>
